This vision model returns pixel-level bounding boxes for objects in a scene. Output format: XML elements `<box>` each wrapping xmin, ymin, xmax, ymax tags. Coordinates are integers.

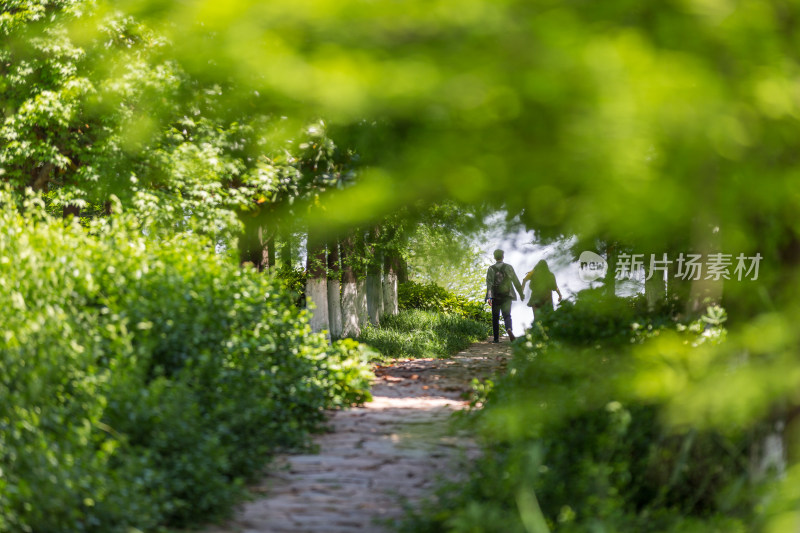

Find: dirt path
<box><xmin>203</xmin><ymin>340</ymin><xmax>512</xmax><ymax>533</ymax></box>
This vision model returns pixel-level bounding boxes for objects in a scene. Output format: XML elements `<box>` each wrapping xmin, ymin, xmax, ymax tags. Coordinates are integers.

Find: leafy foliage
<box><xmin>401</xmin><ymin>203</ymin><xmax>489</xmax><ymax>299</ymax></box>
<box><xmin>273</xmin><ymin>264</ymin><xmax>309</xmax><ymax>308</ymax></box>
<box><xmin>0</xmin><ymin>189</ymin><xmax>372</xmax><ymax>532</ymax></box>
<box><xmin>534</xmin><ymin>288</ymin><xmax>683</xmax><ymax>346</ymax></box>
<box><xmin>1</xmin><ymin>3</ymin><xmax>357</xmax><ymax>252</ymax></box>
<box><xmin>402</xmin><ymin>301</ymin><xmax>775</xmax><ymax>532</ymax></box>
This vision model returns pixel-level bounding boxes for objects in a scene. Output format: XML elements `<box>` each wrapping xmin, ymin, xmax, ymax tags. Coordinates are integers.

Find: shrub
<box><xmin>399</xmin><ymin>280</ymin><xmax>492</xmax><ymax>329</ymax></box>
<box><xmin>0</xmin><ymin>190</ymin><xmax>372</xmax><ymax>532</ymax></box>
<box><xmin>532</xmin><ymin>288</ymin><xmax>682</xmax><ymax>346</ymax></box>
<box><xmin>273</xmin><ymin>264</ymin><xmax>308</xmax><ymax>308</ymax></box>
<box><xmin>358</xmin><ymin>309</ymin><xmax>489</xmax><ymax>359</ymax></box>
<box><xmin>402</xmin><ymin>301</ymin><xmax>767</xmax><ymax>532</ymax></box>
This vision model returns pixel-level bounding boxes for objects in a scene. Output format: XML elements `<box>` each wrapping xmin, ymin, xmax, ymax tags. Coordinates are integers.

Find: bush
<box><xmin>533</xmin><ymin>288</ymin><xmax>682</xmax><ymax>346</ymax></box>
<box><xmin>399</xmin><ymin>280</ymin><xmax>492</xmax><ymax>329</ymax></box>
<box><xmin>273</xmin><ymin>264</ymin><xmax>308</xmax><ymax>308</ymax></box>
<box><xmin>358</xmin><ymin>309</ymin><xmax>489</xmax><ymax>359</ymax></box>
<box><xmin>402</xmin><ymin>300</ymin><xmax>768</xmax><ymax>532</ymax></box>
<box><xmin>0</xmin><ymin>190</ymin><xmax>373</xmax><ymax>532</ymax></box>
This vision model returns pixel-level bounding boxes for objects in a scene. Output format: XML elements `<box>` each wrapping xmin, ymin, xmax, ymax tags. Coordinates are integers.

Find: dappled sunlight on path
<box><xmin>204</xmin><ymin>340</ymin><xmax>512</xmax><ymax>533</ymax></box>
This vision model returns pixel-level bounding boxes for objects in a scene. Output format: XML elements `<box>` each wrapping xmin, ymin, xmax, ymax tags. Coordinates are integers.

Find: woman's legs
<box><xmin>531</xmin><ymin>299</ymin><xmax>554</xmax><ymax>324</ymax></box>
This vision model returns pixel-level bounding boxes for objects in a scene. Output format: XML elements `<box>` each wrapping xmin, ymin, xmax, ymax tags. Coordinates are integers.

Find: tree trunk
<box><xmin>688</xmin><ymin>278</ymin><xmax>723</xmax><ymax>314</ymax></box>
<box><xmin>31</xmin><ymin>162</ymin><xmax>53</xmax><ymax>192</ymax></box>
<box><xmin>367</xmin><ymin>275</ymin><xmax>383</xmax><ymax>325</ymax></box>
<box><xmin>667</xmin><ymin>253</ymin><xmax>692</xmax><ymax>318</ymax></box>
<box><xmin>238</xmin><ymin>216</ymin><xmax>272</xmax><ymax>272</ymax></box>
<box><xmin>383</xmin><ymin>252</ymin><xmax>400</xmax><ymax>316</ymax></box>
<box><xmin>305</xmin><ymin>231</ymin><xmax>329</xmax><ymax>339</ymax></box>
<box><xmin>279</xmin><ymin>225</ymin><xmax>295</xmax><ymax>269</ymax></box>
<box><xmin>259</xmin><ymin>225</ymin><xmax>274</xmax><ymax>272</ymax></box>
<box><xmin>63</xmin><ymin>204</ymin><xmax>80</xmax><ymax>220</ymax></box>
<box><xmin>327</xmin><ymin>237</ymin><xmax>343</xmax><ymax>340</ymax></box>
<box><xmin>604</xmin><ymin>242</ymin><xmax>617</xmax><ymax>299</ymax></box>
<box><xmin>366</xmin><ymin>226</ymin><xmax>383</xmax><ymax>326</ymax></box>
<box><xmin>687</xmin><ymin>222</ymin><xmax>723</xmax><ymax>314</ymax></box>
<box><xmin>340</xmin><ymin>233</ymin><xmax>360</xmax><ymax>337</ymax></box>
<box><xmin>238</xmin><ymin>215</ymin><xmax>259</xmax><ymax>268</ymax></box>
<box><xmin>357</xmin><ymin>277</ymin><xmax>369</xmax><ymax>330</ymax></box>
<box><xmin>644</xmin><ymin>253</ymin><xmax>667</xmax><ymax>311</ymax></box>
<box><xmin>354</xmin><ymin>229</ymin><xmax>370</xmax><ymax>330</ymax></box>
<box><xmin>397</xmin><ymin>255</ymin><xmax>409</xmax><ymax>284</ymax></box>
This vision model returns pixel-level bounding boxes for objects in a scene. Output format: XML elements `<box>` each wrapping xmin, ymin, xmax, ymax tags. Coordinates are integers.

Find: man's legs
<box><xmin>491</xmin><ymin>299</ymin><xmax>502</xmax><ymax>342</ymax></box>
<box><xmin>500</xmin><ymin>298</ymin><xmax>515</xmax><ymax>341</ymax></box>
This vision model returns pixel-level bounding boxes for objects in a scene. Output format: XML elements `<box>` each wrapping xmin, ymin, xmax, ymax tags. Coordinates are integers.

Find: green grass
<box><xmin>357</xmin><ymin>309</ymin><xmax>489</xmax><ymax>360</ymax></box>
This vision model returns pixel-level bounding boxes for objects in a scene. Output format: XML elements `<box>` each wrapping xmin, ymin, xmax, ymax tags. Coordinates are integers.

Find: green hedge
<box><xmin>0</xmin><ymin>191</ymin><xmax>373</xmax><ymax>532</ymax></box>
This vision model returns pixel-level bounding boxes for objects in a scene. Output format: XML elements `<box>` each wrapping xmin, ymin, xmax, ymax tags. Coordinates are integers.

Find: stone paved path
<box><xmin>203</xmin><ymin>340</ymin><xmax>512</xmax><ymax>533</ymax></box>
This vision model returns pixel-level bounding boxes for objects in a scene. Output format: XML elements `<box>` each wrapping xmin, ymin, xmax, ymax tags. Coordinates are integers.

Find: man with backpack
<box><xmin>485</xmin><ymin>249</ymin><xmax>524</xmax><ymax>343</ymax></box>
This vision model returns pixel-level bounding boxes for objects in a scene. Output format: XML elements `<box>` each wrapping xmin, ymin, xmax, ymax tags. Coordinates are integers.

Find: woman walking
<box><xmin>522</xmin><ymin>260</ymin><xmax>563</xmax><ymax>321</ymax></box>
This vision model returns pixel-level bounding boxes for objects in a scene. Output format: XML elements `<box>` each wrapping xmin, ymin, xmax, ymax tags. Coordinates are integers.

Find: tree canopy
<box><xmin>4</xmin><ymin>1</ymin><xmax>798</xmax><ymax>264</ymax></box>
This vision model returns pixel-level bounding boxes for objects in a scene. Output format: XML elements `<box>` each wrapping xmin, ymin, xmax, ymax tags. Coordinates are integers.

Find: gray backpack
<box><xmin>492</xmin><ymin>264</ymin><xmax>511</xmax><ymax>297</ymax></box>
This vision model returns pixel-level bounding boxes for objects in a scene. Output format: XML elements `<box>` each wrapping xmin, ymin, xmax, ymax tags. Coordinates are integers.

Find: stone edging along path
<box><xmin>203</xmin><ymin>340</ymin><xmax>513</xmax><ymax>533</ymax></box>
